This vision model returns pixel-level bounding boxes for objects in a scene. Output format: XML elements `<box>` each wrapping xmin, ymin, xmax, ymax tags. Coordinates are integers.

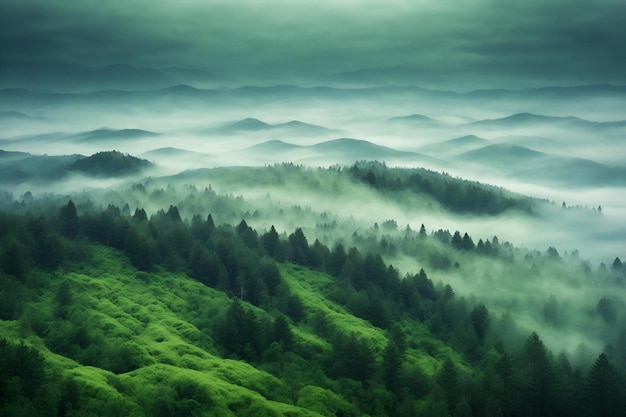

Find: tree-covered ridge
<box><xmin>166</xmin><ymin>161</ymin><xmax>538</xmax><ymax>216</ymax></box>
<box><xmin>347</xmin><ymin>161</ymin><xmax>535</xmax><ymax>215</ymax></box>
<box><xmin>0</xmin><ymin>149</ymin><xmax>154</xmax><ymax>185</ymax></box>
<box><xmin>68</xmin><ymin>150</ymin><xmax>153</xmax><ymax>177</ymax></box>
<box><xmin>1</xmin><ymin>198</ymin><xmax>624</xmax><ymax>416</ymax></box>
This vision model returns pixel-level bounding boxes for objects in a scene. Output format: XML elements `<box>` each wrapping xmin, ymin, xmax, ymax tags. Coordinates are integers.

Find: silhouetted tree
<box><xmin>419</xmin><ymin>223</ymin><xmax>427</xmax><ymax>238</ymax></box>
<box><xmin>273</xmin><ymin>315</ymin><xmax>294</xmax><ymax>351</ymax></box>
<box><xmin>166</xmin><ymin>205</ymin><xmax>182</xmax><ymax>222</ymax></box>
<box><xmin>517</xmin><ymin>332</ymin><xmax>555</xmax><ymax>417</ymax></box>
<box><xmin>288</xmin><ymin>228</ymin><xmax>309</xmax><ymax>265</ymax></box>
<box><xmin>587</xmin><ymin>353</ymin><xmax>622</xmax><ymax>417</ymax></box>
<box><xmin>382</xmin><ymin>337</ymin><xmax>405</xmax><ymax>393</ymax></box>
<box><xmin>470</xmin><ymin>303</ymin><xmax>489</xmax><ymax>342</ymax></box>
<box><xmin>236</xmin><ymin>219</ymin><xmax>258</xmax><ymax>248</ymax></box>
<box><xmin>0</xmin><ymin>237</ymin><xmax>29</xmax><ymax>280</ymax></box>
<box><xmin>451</xmin><ymin>231</ymin><xmax>463</xmax><ymax>249</ymax></box>
<box><xmin>437</xmin><ymin>358</ymin><xmax>460</xmax><ymax>412</ymax></box>
<box><xmin>462</xmin><ymin>232</ymin><xmax>475</xmax><ymax>250</ymax></box>
<box><xmin>59</xmin><ymin>200</ymin><xmax>79</xmax><ymax>238</ymax></box>
<box><xmin>132</xmin><ymin>207</ymin><xmax>148</xmax><ymax>222</ymax></box>
<box><xmin>261</xmin><ymin>225</ymin><xmax>281</xmax><ymax>260</ymax></box>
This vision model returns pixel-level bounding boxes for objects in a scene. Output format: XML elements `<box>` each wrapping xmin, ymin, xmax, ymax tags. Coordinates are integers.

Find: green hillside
<box><xmin>1</xmin><ymin>183</ymin><xmax>625</xmax><ymax>416</ymax></box>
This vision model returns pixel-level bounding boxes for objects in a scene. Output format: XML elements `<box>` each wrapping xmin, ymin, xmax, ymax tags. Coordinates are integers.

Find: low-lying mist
<box><xmin>2</xmin><ymin>85</ymin><xmax>625</xmax><ymax>265</ymax></box>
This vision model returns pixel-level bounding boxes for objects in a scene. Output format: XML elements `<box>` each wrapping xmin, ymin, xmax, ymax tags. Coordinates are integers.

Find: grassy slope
<box><xmin>279</xmin><ymin>264</ymin><xmax>466</xmax><ymax>376</ymax></box>
<box><xmin>2</xmin><ymin>245</ymin><xmax>469</xmax><ymax>416</ymax></box>
<box><xmin>3</xmin><ymin>247</ymin><xmax>323</xmax><ymax>417</ymax></box>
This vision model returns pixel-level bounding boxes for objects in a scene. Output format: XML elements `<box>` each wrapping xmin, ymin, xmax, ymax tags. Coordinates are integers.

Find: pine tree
<box><xmin>470</xmin><ymin>303</ymin><xmax>489</xmax><ymax>342</ymax></box>
<box><xmin>437</xmin><ymin>358</ymin><xmax>460</xmax><ymax>412</ymax></box>
<box><xmin>59</xmin><ymin>200</ymin><xmax>79</xmax><ymax>238</ymax></box>
<box><xmin>587</xmin><ymin>353</ymin><xmax>622</xmax><ymax>417</ymax></box>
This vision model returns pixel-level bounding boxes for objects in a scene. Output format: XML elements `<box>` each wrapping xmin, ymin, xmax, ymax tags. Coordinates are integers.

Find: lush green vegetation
<box><xmin>1</xmin><ymin>191</ymin><xmax>624</xmax><ymax>416</ymax></box>
<box><xmin>347</xmin><ymin>161</ymin><xmax>535</xmax><ymax>215</ymax></box>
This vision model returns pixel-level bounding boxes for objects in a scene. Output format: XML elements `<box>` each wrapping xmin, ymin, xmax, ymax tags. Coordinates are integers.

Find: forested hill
<box><xmin>166</xmin><ymin>161</ymin><xmax>538</xmax><ymax>216</ymax></box>
<box><xmin>68</xmin><ymin>150</ymin><xmax>153</xmax><ymax>177</ymax></box>
<box><xmin>347</xmin><ymin>161</ymin><xmax>535</xmax><ymax>215</ymax></box>
<box><xmin>1</xmin><ymin>197</ymin><xmax>624</xmax><ymax>416</ymax></box>
<box><xmin>0</xmin><ymin>150</ymin><xmax>153</xmax><ymax>185</ymax></box>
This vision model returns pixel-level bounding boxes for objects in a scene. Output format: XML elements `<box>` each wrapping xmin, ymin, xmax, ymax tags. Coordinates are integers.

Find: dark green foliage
<box><xmin>215</xmin><ymin>298</ymin><xmax>267</xmax><ymax>361</ymax></box>
<box><xmin>133</xmin><ymin>207</ymin><xmax>148</xmax><ymax>222</ymax></box>
<box><xmin>348</xmin><ymin>161</ymin><xmax>531</xmax><ymax>214</ymax></box>
<box><xmin>462</xmin><ymin>232</ymin><xmax>475</xmax><ymax>250</ymax></box>
<box><xmin>54</xmin><ymin>279</ymin><xmax>73</xmax><ymax>319</ymax></box>
<box><xmin>288</xmin><ymin>227</ymin><xmax>309</xmax><ymax>265</ymax></box>
<box><xmin>261</xmin><ymin>225</ymin><xmax>282</xmax><ymax>260</ymax></box>
<box><xmin>437</xmin><ymin>358</ymin><xmax>460</xmax><ymax>412</ymax></box>
<box><xmin>611</xmin><ymin>257</ymin><xmax>622</xmax><ymax>270</ymax></box>
<box><xmin>59</xmin><ymin>200</ymin><xmax>79</xmax><ymax>238</ymax></box>
<box><xmin>0</xmin><ymin>339</ymin><xmax>46</xmax><ymax>406</ymax></box>
<box><xmin>0</xmin><ymin>199</ymin><xmax>624</xmax><ymax>417</ymax></box>
<box><xmin>285</xmin><ymin>294</ymin><xmax>305</xmax><ymax>322</ymax></box>
<box><xmin>124</xmin><ymin>228</ymin><xmax>158</xmax><ymax>271</ymax></box>
<box><xmin>596</xmin><ymin>297</ymin><xmax>616</xmax><ymax>324</ymax></box>
<box><xmin>237</xmin><ymin>219</ymin><xmax>258</xmax><ymax>248</ymax></box>
<box><xmin>166</xmin><ymin>205</ymin><xmax>182</xmax><ymax>222</ymax></box>
<box><xmin>451</xmin><ymin>231</ymin><xmax>463</xmax><ymax>249</ymax></box>
<box><xmin>328</xmin><ymin>243</ymin><xmax>347</xmax><ymax>276</ymax></box>
<box><xmin>329</xmin><ymin>332</ymin><xmax>376</xmax><ymax>382</ymax></box>
<box><xmin>470</xmin><ymin>303</ymin><xmax>489</xmax><ymax>342</ymax></box>
<box><xmin>0</xmin><ymin>236</ymin><xmax>29</xmax><ymax>280</ymax></box>
<box><xmin>69</xmin><ymin>150</ymin><xmax>152</xmax><ymax>177</ymax></box>
<box><xmin>272</xmin><ymin>315</ymin><xmax>294</xmax><ymax>350</ymax></box>
<box><xmin>587</xmin><ymin>353</ymin><xmax>623</xmax><ymax>417</ymax></box>
<box><xmin>381</xmin><ymin>336</ymin><xmax>405</xmax><ymax>393</ymax></box>
<box><xmin>516</xmin><ymin>332</ymin><xmax>556</xmax><ymax>417</ymax></box>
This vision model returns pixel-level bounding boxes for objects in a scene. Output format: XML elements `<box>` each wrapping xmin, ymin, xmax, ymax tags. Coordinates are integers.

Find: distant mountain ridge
<box><xmin>387</xmin><ymin>114</ymin><xmax>440</xmax><ymax>124</ymax></box>
<box><xmin>419</xmin><ymin>135</ymin><xmax>489</xmax><ymax>157</ymax></box>
<box><xmin>4</xmin><ymin>84</ymin><xmax>626</xmax><ymax>111</ymax></box>
<box><xmin>213</xmin><ymin>118</ymin><xmax>337</xmax><ymax>135</ymax></box>
<box><xmin>0</xmin><ymin>150</ymin><xmax>153</xmax><ymax>184</ymax></box>
<box><xmin>236</xmin><ymin>137</ymin><xmax>442</xmax><ymax>167</ymax></box>
<box><xmin>469</xmin><ymin>112</ymin><xmax>626</xmax><ymax>129</ymax></box>
<box><xmin>456</xmin><ymin>143</ymin><xmax>626</xmax><ymax>186</ymax></box>
<box><xmin>70</xmin><ymin>128</ymin><xmax>159</xmax><ymax>142</ymax></box>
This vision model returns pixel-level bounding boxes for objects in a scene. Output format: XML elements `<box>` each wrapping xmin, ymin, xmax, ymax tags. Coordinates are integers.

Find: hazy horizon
<box><xmin>1</xmin><ymin>0</ymin><xmax>625</xmax><ymax>266</ymax></box>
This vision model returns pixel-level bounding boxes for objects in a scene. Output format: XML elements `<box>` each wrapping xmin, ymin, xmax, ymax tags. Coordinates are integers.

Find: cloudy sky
<box><xmin>1</xmin><ymin>0</ymin><xmax>625</xmax><ymax>89</ymax></box>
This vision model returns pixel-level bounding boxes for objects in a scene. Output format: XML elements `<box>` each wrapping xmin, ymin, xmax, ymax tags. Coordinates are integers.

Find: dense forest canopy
<box><xmin>2</xmin><ymin>0</ymin><xmax>626</xmax><ymax>415</ymax></box>
<box><xmin>1</xmin><ymin>171</ymin><xmax>624</xmax><ymax>416</ymax></box>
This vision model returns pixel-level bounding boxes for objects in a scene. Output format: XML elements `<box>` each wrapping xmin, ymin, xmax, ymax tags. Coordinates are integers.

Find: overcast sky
<box><xmin>1</xmin><ymin>0</ymin><xmax>625</xmax><ymax>89</ymax></box>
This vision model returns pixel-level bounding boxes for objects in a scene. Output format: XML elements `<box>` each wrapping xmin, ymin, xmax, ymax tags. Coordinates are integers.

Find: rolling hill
<box><xmin>233</xmin><ymin>138</ymin><xmax>442</xmax><ymax>167</ymax></box>
<box><xmin>387</xmin><ymin>114</ymin><xmax>441</xmax><ymax>125</ymax></box>
<box><xmin>210</xmin><ymin>118</ymin><xmax>337</xmax><ymax>136</ymax></box>
<box><xmin>0</xmin><ymin>150</ymin><xmax>154</xmax><ymax>184</ymax></box>
<box><xmin>469</xmin><ymin>112</ymin><xmax>626</xmax><ymax>130</ymax></box>
<box><xmin>457</xmin><ymin>143</ymin><xmax>626</xmax><ymax>186</ymax></box>
<box><xmin>70</xmin><ymin>128</ymin><xmax>159</xmax><ymax>143</ymax></box>
<box><xmin>419</xmin><ymin>135</ymin><xmax>489</xmax><ymax>157</ymax></box>
<box><xmin>69</xmin><ymin>151</ymin><xmax>153</xmax><ymax>177</ymax></box>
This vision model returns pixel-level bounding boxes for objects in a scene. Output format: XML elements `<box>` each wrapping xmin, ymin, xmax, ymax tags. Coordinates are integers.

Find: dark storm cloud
<box><xmin>1</xmin><ymin>0</ymin><xmax>625</xmax><ymax>89</ymax></box>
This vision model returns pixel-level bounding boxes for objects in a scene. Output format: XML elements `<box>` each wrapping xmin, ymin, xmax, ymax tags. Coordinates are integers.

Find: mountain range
<box><xmin>203</xmin><ymin>118</ymin><xmax>338</xmax><ymax>136</ymax></box>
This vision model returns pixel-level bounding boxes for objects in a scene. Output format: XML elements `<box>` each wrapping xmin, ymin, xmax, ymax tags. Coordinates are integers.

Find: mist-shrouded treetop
<box><xmin>1</xmin><ymin>0</ymin><xmax>625</xmax><ymax>90</ymax></box>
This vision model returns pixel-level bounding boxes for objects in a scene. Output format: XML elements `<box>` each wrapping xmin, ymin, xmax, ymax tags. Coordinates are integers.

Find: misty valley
<box><xmin>1</xmin><ymin>81</ymin><xmax>625</xmax><ymax>417</ymax></box>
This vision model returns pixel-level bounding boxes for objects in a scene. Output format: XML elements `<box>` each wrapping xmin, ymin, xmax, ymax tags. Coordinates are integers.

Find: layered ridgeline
<box><xmin>1</xmin><ymin>167</ymin><xmax>624</xmax><ymax>417</ymax></box>
<box><xmin>0</xmin><ymin>150</ymin><xmax>154</xmax><ymax>185</ymax></box>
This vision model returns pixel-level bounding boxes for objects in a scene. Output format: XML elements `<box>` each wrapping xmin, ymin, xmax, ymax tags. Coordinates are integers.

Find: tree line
<box><xmin>1</xmin><ymin>200</ymin><xmax>624</xmax><ymax>417</ymax></box>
